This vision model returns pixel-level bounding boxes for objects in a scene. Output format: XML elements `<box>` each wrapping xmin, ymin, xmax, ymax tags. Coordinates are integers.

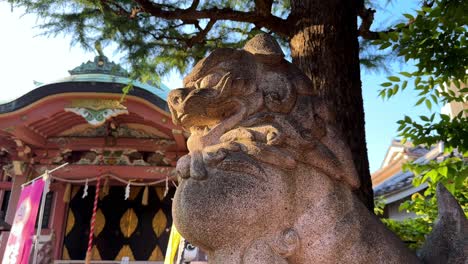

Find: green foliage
<box><xmin>373</xmin><ymin>196</ymin><xmax>386</xmax><ymax>216</ymax></box>
<box><xmin>381</xmin><ymin>218</ymin><xmax>432</xmax><ymax>250</ymax></box>
<box><xmin>375</xmin><ymin>0</ymin><xmax>468</xmax><ymax>102</ymax></box>
<box><xmin>377</xmin><ymin>157</ymin><xmax>468</xmax><ymax>250</ymax></box>
<box><xmin>397</xmin><ymin>113</ymin><xmax>468</xmax><ymax>150</ymax></box>
<box><xmin>373</xmin><ymin>0</ymin><xmax>468</xmax><ymax>249</ymax></box>
<box><xmin>7</xmin><ymin>0</ymin><xmax>394</xmax><ymax>82</ymax></box>
<box><xmin>6</xmin><ymin>0</ymin><xmax>286</xmax><ymax>83</ymax></box>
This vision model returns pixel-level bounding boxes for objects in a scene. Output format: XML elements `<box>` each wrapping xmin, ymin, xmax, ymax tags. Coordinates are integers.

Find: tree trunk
<box><xmin>289</xmin><ymin>0</ymin><xmax>374</xmax><ymax>210</ymax></box>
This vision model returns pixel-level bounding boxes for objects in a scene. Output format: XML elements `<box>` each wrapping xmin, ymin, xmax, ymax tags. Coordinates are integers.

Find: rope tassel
<box><xmin>124</xmin><ymin>182</ymin><xmax>130</xmax><ymax>200</ymax></box>
<box><xmin>82</xmin><ymin>178</ymin><xmax>89</xmax><ymax>198</ymax></box>
<box><xmin>163</xmin><ymin>176</ymin><xmax>169</xmax><ymax>198</ymax></box>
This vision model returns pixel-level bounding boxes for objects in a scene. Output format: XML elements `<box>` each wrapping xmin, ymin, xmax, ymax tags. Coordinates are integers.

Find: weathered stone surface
<box><xmin>418</xmin><ymin>183</ymin><xmax>468</xmax><ymax>264</ymax></box>
<box><xmin>168</xmin><ymin>34</ymin><xmax>422</xmax><ymax>263</ymax></box>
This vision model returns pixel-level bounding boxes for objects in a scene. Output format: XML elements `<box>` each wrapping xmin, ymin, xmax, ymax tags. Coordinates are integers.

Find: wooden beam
<box><xmin>46</xmin><ymin>137</ymin><xmax>178</xmax><ymax>151</ymax></box>
<box><xmin>172</xmin><ymin>129</ymin><xmax>188</xmax><ymax>151</ymax></box>
<box><xmin>13</xmin><ymin>126</ymin><xmax>46</xmax><ymax>147</ymax></box>
<box><xmin>0</xmin><ymin>137</ymin><xmax>16</xmax><ymax>152</ymax></box>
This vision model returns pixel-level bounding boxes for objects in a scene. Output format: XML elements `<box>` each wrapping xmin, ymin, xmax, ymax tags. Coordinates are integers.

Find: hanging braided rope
<box><xmin>85</xmin><ymin>175</ymin><xmax>101</xmax><ymax>264</ymax></box>
<box><xmin>49</xmin><ymin>173</ymin><xmax>175</xmax><ymax>186</ymax></box>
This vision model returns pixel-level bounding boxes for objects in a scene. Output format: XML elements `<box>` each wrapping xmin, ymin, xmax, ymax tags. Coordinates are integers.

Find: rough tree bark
<box><xmin>289</xmin><ymin>0</ymin><xmax>373</xmax><ymax>210</ymax></box>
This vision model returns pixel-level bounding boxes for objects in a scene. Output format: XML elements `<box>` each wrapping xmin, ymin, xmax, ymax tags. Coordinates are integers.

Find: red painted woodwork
<box><xmin>0</xmin><ymin>182</ymin><xmax>12</xmax><ymax>190</ymax></box>
<box><xmin>0</xmin><ymin>91</ymin><xmax>188</xmax><ymax>262</ymax></box>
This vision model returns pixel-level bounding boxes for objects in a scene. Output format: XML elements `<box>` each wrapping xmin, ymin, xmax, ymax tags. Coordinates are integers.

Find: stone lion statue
<box><xmin>168</xmin><ymin>34</ymin><xmax>466</xmax><ymax>264</ymax></box>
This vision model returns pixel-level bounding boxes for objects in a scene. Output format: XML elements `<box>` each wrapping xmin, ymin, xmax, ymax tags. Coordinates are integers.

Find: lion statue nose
<box><xmin>168</xmin><ymin>88</ymin><xmax>190</xmax><ymax>125</ymax></box>
<box><xmin>168</xmin><ymin>88</ymin><xmax>189</xmax><ymax>109</ymax></box>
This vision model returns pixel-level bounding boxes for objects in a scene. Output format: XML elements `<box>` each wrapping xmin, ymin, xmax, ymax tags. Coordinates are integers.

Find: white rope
<box><xmin>49</xmin><ymin>173</ymin><xmax>176</xmax><ymax>186</ymax></box>
<box><xmin>124</xmin><ymin>182</ymin><xmax>130</xmax><ymax>200</ymax></box>
<box><xmin>163</xmin><ymin>177</ymin><xmax>169</xmax><ymax>198</ymax></box>
<box><xmin>21</xmin><ymin>162</ymin><xmax>69</xmax><ymax>187</ymax></box>
<box><xmin>82</xmin><ymin>178</ymin><xmax>89</xmax><ymax>198</ymax></box>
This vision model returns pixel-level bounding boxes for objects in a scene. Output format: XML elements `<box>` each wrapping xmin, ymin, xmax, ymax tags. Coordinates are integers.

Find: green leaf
<box><xmin>395</xmin><ymin>23</ymin><xmax>406</xmax><ymax>28</ymax></box>
<box><xmin>420</xmin><ymin>115</ymin><xmax>429</xmax><ymax>122</ymax></box>
<box><xmin>388</xmin><ymin>76</ymin><xmax>401</xmax><ymax>82</ymax></box>
<box><xmin>425</xmin><ymin>170</ymin><xmax>439</xmax><ymax>183</ymax></box>
<box><xmin>415</xmin><ymin>97</ymin><xmax>426</xmax><ymax>106</ymax></box>
<box><xmin>393</xmin><ymin>84</ymin><xmax>399</xmax><ymax>94</ymax></box>
<box><xmin>403</xmin><ymin>13</ymin><xmax>414</xmax><ymax>20</ymax></box>
<box><xmin>400</xmin><ymin>72</ymin><xmax>412</xmax><ymax>77</ymax></box>
<box><xmin>402</xmin><ymin>80</ymin><xmax>408</xmax><ymax>90</ymax></box>
<box><xmin>381</xmin><ymin>82</ymin><xmax>392</xmax><ymax>87</ymax></box>
<box><xmin>453</xmin><ymin>79</ymin><xmax>461</xmax><ymax>88</ymax></box>
<box><xmin>415</xmin><ymin>77</ymin><xmax>422</xmax><ymax>86</ymax></box>
<box><xmin>437</xmin><ymin>166</ymin><xmax>448</xmax><ymax>177</ymax></box>
<box><xmin>379</xmin><ymin>42</ymin><xmax>392</xmax><ymax>50</ymax></box>
<box><xmin>388</xmin><ymin>88</ymin><xmax>394</xmax><ymax>98</ymax></box>
<box><xmin>446</xmin><ymin>183</ymin><xmax>455</xmax><ymax>193</ymax></box>
<box><xmin>422</xmin><ymin>6</ymin><xmax>432</xmax><ymax>13</ymax></box>
<box><xmin>389</xmin><ymin>32</ymin><xmax>399</xmax><ymax>42</ymax></box>
<box><xmin>378</xmin><ymin>89</ymin><xmax>386</xmax><ymax>99</ymax></box>
<box><xmin>413</xmin><ymin>176</ymin><xmax>422</xmax><ymax>186</ymax></box>
<box><xmin>425</xmin><ymin>99</ymin><xmax>432</xmax><ymax>110</ymax></box>
<box><xmin>440</xmin><ymin>114</ymin><xmax>450</xmax><ymax>121</ymax></box>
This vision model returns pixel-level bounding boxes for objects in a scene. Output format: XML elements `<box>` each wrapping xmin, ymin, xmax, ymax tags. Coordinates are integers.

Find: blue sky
<box><xmin>0</xmin><ymin>1</ymin><xmax>434</xmax><ymax>173</ymax></box>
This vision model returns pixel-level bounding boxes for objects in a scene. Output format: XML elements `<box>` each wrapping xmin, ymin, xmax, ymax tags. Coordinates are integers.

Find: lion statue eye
<box><xmin>199</xmin><ymin>72</ymin><xmax>222</xmax><ymax>89</ymax></box>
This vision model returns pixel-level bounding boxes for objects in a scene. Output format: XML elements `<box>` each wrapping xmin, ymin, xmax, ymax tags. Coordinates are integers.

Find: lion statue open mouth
<box><xmin>167</xmin><ymin>34</ymin><xmax>465</xmax><ymax>264</ymax></box>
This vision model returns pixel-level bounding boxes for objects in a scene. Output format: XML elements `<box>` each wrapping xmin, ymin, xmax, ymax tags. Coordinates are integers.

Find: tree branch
<box><xmin>359</xmin><ymin>1</ymin><xmax>431</xmax><ymax>40</ymax></box>
<box><xmin>187</xmin><ymin>19</ymin><xmax>217</xmax><ymax>47</ymax></box>
<box><xmin>255</xmin><ymin>0</ymin><xmax>273</xmax><ymax>16</ymax></box>
<box><xmin>358</xmin><ymin>7</ymin><xmax>379</xmax><ymax>40</ymax></box>
<box><xmin>132</xmin><ymin>0</ymin><xmax>289</xmax><ymax>37</ymax></box>
<box><xmin>188</xmin><ymin>0</ymin><xmax>200</xmax><ymax>11</ymax></box>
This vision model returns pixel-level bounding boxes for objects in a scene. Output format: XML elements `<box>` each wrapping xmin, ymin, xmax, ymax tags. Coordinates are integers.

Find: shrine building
<box><xmin>0</xmin><ymin>56</ymin><xmax>188</xmax><ymax>263</ymax></box>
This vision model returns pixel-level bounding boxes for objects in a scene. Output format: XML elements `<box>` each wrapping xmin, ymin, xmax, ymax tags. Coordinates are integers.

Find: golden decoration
<box><xmin>101</xmin><ymin>177</ymin><xmax>110</xmax><ymax>199</ymax></box>
<box><xmin>65</xmin><ymin>210</ymin><xmax>75</xmax><ymax>236</ymax></box>
<box><xmin>115</xmin><ymin>245</ymin><xmax>135</xmax><ymax>261</ymax></box>
<box><xmin>156</xmin><ymin>187</ymin><xmax>166</xmax><ymax>201</ymax></box>
<box><xmin>91</xmin><ymin>245</ymin><xmax>102</xmax><ymax>260</ymax></box>
<box><xmin>152</xmin><ymin>209</ymin><xmax>167</xmax><ymax>237</ymax></box>
<box><xmin>94</xmin><ymin>209</ymin><xmax>105</xmax><ymax>237</ymax></box>
<box><xmin>63</xmin><ymin>183</ymin><xmax>71</xmax><ymax>203</ymax></box>
<box><xmin>68</xmin><ymin>99</ymin><xmax>127</xmax><ymax>111</ymax></box>
<box><xmin>62</xmin><ymin>246</ymin><xmax>70</xmax><ymax>260</ymax></box>
<box><xmin>149</xmin><ymin>246</ymin><xmax>164</xmax><ymax>261</ymax></box>
<box><xmin>98</xmin><ymin>188</ymin><xmax>107</xmax><ymax>200</ymax></box>
<box><xmin>142</xmin><ymin>186</ymin><xmax>149</xmax><ymax>206</ymax></box>
<box><xmin>71</xmin><ymin>186</ymin><xmax>80</xmax><ymax>200</ymax></box>
<box><xmin>120</xmin><ymin>208</ymin><xmax>138</xmax><ymax>238</ymax></box>
<box><xmin>129</xmin><ymin>186</ymin><xmax>141</xmax><ymax>201</ymax></box>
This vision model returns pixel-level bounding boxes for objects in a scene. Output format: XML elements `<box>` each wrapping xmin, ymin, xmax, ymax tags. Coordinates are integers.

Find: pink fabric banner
<box><xmin>2</xmin><ymin>178</ymin><xmax>45</xmax><ymax>264</ymax></box>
